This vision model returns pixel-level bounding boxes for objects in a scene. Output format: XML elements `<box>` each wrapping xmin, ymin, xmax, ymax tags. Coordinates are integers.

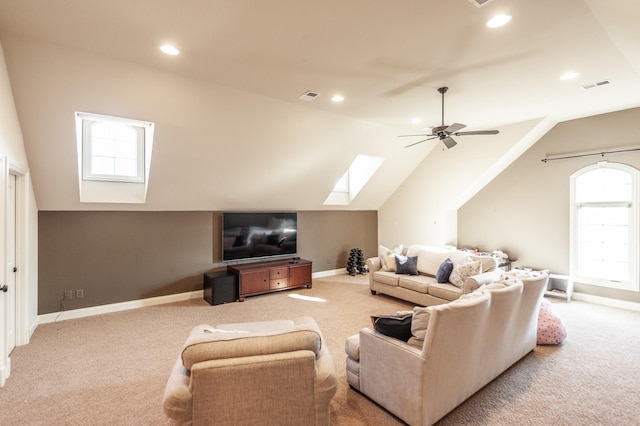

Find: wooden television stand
<box><xmin>227</xmin><ymin>258</ymin><xmax>312</xmax><ymax>302</ymax></box>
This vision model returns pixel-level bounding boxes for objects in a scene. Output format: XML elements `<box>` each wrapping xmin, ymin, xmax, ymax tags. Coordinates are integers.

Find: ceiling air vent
<box><xmin>299</xmin><ymin>91</ymin><xmax>320</xmax><ymax>101</ymax></box>
<box><xmin>468</xmin><ymin>0</ymin><xmax>494</xmax><ymax>7</ymax></box>
<box><xmin>581</xmin><ymin>80</ymin><xmax>612</xmax><ymax>90</ymax></box>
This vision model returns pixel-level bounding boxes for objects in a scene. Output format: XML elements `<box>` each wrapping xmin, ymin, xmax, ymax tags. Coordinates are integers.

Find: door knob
<box><xmin>13</xmin><ymin>267</ymin><xmax>17</xmax><ymax>273</ymax></box>
<box><xmin>0</xmin><ymin>285</ymin><xmax>8</xmax><ymax>293</ymax></box>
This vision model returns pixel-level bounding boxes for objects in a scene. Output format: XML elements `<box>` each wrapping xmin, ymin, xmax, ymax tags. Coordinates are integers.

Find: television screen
<box><xmin>222</xmin><ymin>212</ymin><xmax>297</xmax><ymax>262</ymax></box>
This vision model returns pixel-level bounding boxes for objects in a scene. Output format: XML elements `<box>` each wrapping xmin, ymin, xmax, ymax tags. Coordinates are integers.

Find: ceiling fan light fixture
<box><xmin>398</xmin><ymin>87</ymin><xmax>499</xmax><ymax>149</ymax></box>
<box><xmin>487</xmin><ymin>14</ymin><xmax>512</xmax><ymax>28</ymax></box>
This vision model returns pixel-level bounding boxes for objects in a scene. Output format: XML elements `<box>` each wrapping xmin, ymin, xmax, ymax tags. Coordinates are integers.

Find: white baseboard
<box><xmin>572</xmin><ymin>292</ymin><xmax>640</xmax><ymax>312</ymax></box>
<box><xmin>38</xmin><ymin>290</ymin><xmax>204</xmax><ymax>324</ymax></box>
<box><xmin>38</xmin><ymin>269</ymin><xmax>346</xmax><ymax>324</ymax></box>
<box><xmin>0</xmin><ymin>356</ymin><xmax>10</xmax><ymax>387</ymax></box>
<box><xmin>312</xmin><ymin>268</ymin><xmax>346</xmax><ymax>278</ymax></box>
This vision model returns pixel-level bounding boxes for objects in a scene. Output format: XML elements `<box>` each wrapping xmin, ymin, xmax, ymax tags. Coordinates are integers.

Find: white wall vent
<box><xmin>299</xmin><ymin>91</ymin><xmax>320</xmax><ymax>101</ymax></box>
<box><xmin>581</xmin><ymin>80</ymin><xmax>612</xmax><ymax>90</ymax></box>
<box><xmin>468</xmin><ymin>0</ymin><xmax>494</xmax><ymax>7</ymax></box>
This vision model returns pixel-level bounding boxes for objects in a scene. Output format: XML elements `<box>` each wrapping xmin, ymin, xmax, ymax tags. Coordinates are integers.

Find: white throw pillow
<box><xmin>379</xmin><ymin>244</ymin><xmax>404</xmax><ymax>271</ymax></box>
<box><xmin>380</xmin><ymin>254</ymin><xmax>397</xmax><ymax>272</ymax></box>
<box><xmin>411</xmin><ymin>306</ymin><xmax>432</xmax><ymax>341</ymax></box>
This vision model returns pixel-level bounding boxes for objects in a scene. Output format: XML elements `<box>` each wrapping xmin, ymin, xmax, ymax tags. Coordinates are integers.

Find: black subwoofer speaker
<box><xmin>203</xmin><ymin>272</ymin><xmax>237</xmax><ymax>305</ymax></box>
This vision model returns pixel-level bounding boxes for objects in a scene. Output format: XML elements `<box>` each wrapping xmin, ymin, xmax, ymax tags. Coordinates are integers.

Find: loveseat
<box><xmin>163</xmin><ymin>316</ymin><xmax>337</xmax><ymax>426</ymax></box>
<box><xmin>346</xmin><ymin>272</ymin><xmax>548</xmax><ymax>425</ymax></box>
<box><xmin>368</xmin><ymin>244</ymin><xmax>502</xmax><ymax>306</ymax></box>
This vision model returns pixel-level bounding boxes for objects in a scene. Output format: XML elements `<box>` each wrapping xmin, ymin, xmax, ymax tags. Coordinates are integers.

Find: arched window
<box><xmin>570</xmin><ymin>162</ymin><xmax>639</xmax><ymax>291</ymax></box>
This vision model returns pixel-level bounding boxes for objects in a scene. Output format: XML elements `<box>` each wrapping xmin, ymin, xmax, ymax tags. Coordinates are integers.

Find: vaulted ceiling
<box><xmin>1</xmin><ymin>0</ymin><xmax>639</xmax><ymax>211</ymax></box>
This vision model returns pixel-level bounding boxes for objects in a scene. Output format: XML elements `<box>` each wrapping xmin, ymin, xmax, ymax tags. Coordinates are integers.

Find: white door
<box><xmin>5</xmin><ymin>173</ymin><xmax>16</xmax><ymax>354</ymax></box>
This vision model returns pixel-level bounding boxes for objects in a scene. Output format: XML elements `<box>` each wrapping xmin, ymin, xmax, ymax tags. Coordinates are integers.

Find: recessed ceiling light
<box><xmin>160</xmin><ymin>45</ymin><xmax>180</xmax><ymax>56</ymax></box>
<box><xmin>560</xmin><ymin>71</ymin><xmax>580</xmax><ymax>80</ymax></box>
<box><xmin>331</xmin><ymin>94</ymin><xmax>345</xmax><ymax>103</ymax></box>
<box><xmin>486</xmin><ymin>14</ymin><xmax>512</xmax><ymax>28</ymax></box>
<box><xmin>411</xmin><ymin>118</ymin><xmax>423</xmax><ymax>124</ymax></box>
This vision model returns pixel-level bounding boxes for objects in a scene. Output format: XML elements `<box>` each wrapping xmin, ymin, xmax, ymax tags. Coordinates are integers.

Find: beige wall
<box><xmin>0</xmin><ymin>41</ymin><xmax>39</xmax><ymax>340</ymax></box>
<box><xmin>458</xmin><ymin>107</ymin><xmax>640</xmax><ymax>304</ymax></box>
<box><xmin>377</xmin><ymin>118</ymin><xmax>552</xmax><ymax>248</ymax></box>
<box><xmin>38</xmin><ymin>210</ymin><xmax>377</xmax><ymax>314</ymax></box>
<box><xmin>1</xmin><ymin>35</ymin><xmax>420</xmax><ymax>212</ymax></box>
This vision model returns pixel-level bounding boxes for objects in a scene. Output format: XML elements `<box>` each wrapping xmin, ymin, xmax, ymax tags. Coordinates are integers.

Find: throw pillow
<box><xmin>380</xmin><ymin>254</ymin><xmax>397</xmax><ymax>272</ymax></box>
<box><xmin>436</xmin><ymin>258</ymin><xmax>454</xmax><ymax>283</ymax></box>
<box><xmin>370</xmin><ymin>312</ymin><xmax>413</xmax><ymax>342</ymax></box>
<box><xmin>411</xmin><ymin>306</ymin><xmax>432</xmax><ymax>341</ymax></box>
<box><xmin>378</xmin><ymin>244</ymin><xmax>391</xmax><ymax>258</ymax></box>
<box><xmin>395</xmin><ymin>255</ymin><xmax>418</xmax><ymax>275</ymax></box>
<box><xmin>537</xmin><ymin>298</ymin><xmax>567</xmax><ymax>345</ymax></box>
<box><xmin>378</xmin><ymin>243</ymin><xmax>404</xmax><ymax>257</ymax></box>
<box><xmin>449</xmin><ymin>259</ymin><xmax>482</xmax><ymax>288</ymax></box>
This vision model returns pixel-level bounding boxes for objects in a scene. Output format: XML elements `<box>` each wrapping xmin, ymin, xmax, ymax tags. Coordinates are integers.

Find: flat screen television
<box><xmin>222</xmin><ymin>212</ymin><xmax>298</xmax><ymax>262</ymax></box>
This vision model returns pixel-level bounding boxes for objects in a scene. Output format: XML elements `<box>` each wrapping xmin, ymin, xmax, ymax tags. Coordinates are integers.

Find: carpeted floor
<box><xmin>1</xmin><ymin>274</ymin><xmax>639</xmax><ymax>425</ymax></box>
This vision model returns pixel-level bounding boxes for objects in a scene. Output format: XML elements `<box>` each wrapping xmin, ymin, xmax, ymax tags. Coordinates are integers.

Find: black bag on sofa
<box><xmin>370</xmin><ymin>312</ymin><xmax>413</xmax><ymax>342</ymax></box>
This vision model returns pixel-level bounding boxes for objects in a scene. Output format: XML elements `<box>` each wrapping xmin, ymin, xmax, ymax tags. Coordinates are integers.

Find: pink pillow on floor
<box><xmin>537</xmin><ymin>298</ymin><xmax>567</xmax><ymax>345</ymax></box>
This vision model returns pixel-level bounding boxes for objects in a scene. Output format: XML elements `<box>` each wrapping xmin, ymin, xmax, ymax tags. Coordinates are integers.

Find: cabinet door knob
<box><xmin>0</xmin><ymin>285</ymin><xmax>8</xmax><ymax>293</ymax></box>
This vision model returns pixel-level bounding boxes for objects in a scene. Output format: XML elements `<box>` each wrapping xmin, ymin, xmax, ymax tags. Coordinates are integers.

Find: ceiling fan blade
<box><xmin>453</xmin><ymin>130</ymin><xmax>500</xmax><ymax>136</ymax></box>
<box><xmin>397</xmin><ymin>134</ymin><xmax>430</xmax><ymax>138</ymax></box>
<box><xmin>404</xmin><ymin>136</ymin><xmax>438</xmax><ymax>148</ymax></box>
<box><xmin>445</xmin><ymin>123</ymin><xmax>466</xmax><ymax>133</ymax></box>
<box><xmin>441</xmin><ymin>136</ymin><xmax>457</xmax><ymax>149</ymax></box>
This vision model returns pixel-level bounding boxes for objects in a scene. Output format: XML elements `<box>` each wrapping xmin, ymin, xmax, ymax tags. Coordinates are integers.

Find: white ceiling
<box><xmin>1</xmin><ymin>0</ymin><xmax>640</xmax><ymax>210</ymax></box>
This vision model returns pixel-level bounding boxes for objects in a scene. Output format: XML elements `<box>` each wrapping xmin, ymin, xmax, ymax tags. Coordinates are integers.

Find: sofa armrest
<box><xmin>314</xmin><ymin>344</ymin><xmax>339</xmax><ymax>426</ymax></box>
<box><xmin>366</xmin><ymin>257</ymin><xmax>381</xmax><ymax>272</ymax></box>
<box><xmin>163</xmin><ymin>355</ymin><xmax>193</xmax><ymax>426</ymax></box>
<box><xmin>191</xmin><ymin>351</ymin><xmax>317</xmax><ymax>424</ymax></box>
<box><xmin>359</xmin><ymin>328</ymin><xmax>424</xmax><ymax>425</ymax></box>
<box><xmin>463</xmin><ymin>269</ymin><xmax>503</xmax><ymax>293</ymax></box>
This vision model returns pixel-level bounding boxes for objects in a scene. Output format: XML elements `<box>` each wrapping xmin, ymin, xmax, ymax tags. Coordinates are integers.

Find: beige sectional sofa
<box><xmin>345</xmin><ymin>272</ymin><xmax>549</xmax><ymax>426</ymax></box>
<box><xmin>368</xmin><ymin>244</ymin><xmax>502</xmax><ymax>306</ymax></box>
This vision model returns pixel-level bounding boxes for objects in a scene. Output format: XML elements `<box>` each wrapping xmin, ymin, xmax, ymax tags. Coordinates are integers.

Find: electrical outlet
<box><xmin>63</xmin><ymin>290</ymin><xmax>73</xmax><ymax>300</ymax></box>
<box><xmin>75</xmin><ymin>289</ymin><xmax>84</xmax><ymax>299</ymax></box>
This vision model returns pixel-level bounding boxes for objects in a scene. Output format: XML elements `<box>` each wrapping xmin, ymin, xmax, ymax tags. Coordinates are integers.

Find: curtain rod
<box><xmin>541</xmin><ymin>146</ymin><xmax>640</xmax><ymax>163</ymax></box>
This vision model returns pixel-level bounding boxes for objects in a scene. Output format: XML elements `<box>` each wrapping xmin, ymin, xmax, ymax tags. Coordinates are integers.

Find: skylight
<box><xmin>75</xmin><ymin>112</ymin><xmax>154</xmax><ymax>203</ymax></box>
<box><xmin>324</xmin><ymin>155</ymin><xmax>384</xmax><ymax>205</ymax></box>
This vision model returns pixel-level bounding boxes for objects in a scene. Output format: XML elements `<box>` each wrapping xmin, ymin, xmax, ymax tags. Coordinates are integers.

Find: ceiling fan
<box><xmin>399</xmin><ymin>87</ymin><xmax>499</xmax><ymax>149</ymax></box>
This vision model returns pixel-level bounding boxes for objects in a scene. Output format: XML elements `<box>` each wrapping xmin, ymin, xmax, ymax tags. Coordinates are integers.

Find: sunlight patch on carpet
<box><xmin>288</xmin><ymin>293</ymin><xmax>327</xmax><ymax>303</ymax></box>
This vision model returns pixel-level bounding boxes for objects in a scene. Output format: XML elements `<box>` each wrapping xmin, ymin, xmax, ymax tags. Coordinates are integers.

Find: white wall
<box><xmin>458</xmin><ymin>107</ymin><xmax>640</xmax><ymax>304</ymax></box>
<box><xmin>0</xmin><ymin>41</ymin><xmax>39</xmax><ymax>345</ymax></box>
<box><xmin>1</xmin><ymin>36</ymin><xmax>425</xmax><ymax>212</ymax></box>
<box><xmin>378</xmin><ymin>118</ymin><xmax>552</xmax><ymax>248</ymax></box>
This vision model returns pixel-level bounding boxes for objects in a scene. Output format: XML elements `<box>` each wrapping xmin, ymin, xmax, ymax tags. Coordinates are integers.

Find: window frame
<box><xmin>78</xmin><ymin>113</ymin><xmax>150</xmax><ymax>183</ymax></box>
<box><xmin>570</xmin><ymin>162</ymin><xmax>639</xmax><ymax>292</ymax></box>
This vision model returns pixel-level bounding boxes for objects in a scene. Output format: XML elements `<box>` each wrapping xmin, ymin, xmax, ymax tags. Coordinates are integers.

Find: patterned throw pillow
<box><xmin>537</xmin><ymin>298</ymin><xmax>567</xmax><ymax>345</ymax></box>
<box><xmin>449</xmin><ymin>259</ymin><xmax>482</xmax><ymax>288</ymax></box>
